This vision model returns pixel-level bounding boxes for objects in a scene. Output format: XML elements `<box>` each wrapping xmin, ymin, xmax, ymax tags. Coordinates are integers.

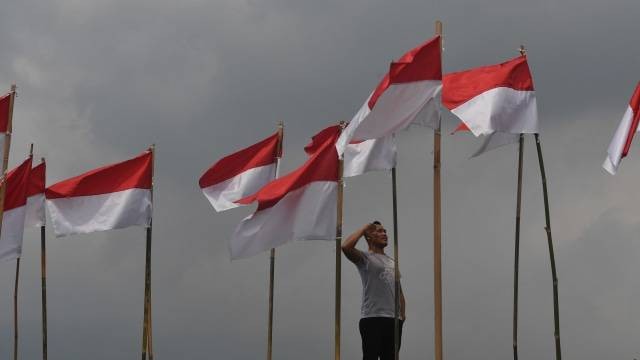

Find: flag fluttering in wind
<box><xmin>336</xmin><ymin>36</ymin><xmax>443</xmax><ymax>155</ymax></box>
<box><xmin>230</xmin><ymin>127</ymin><xmax>340</xmax><ymax>260</ymax></box>
<box><xmin>603</xmin><ymin>82</ymin><xmax>640</xmax><ymax>175</ymax></box>
<box><xmin>0</xmin><ymin>91</ymin><xmax>13</xmax><ymax>167</ymax></box>
<box><xmin>0</xmin><ymin>156</ymin><xmax>32</xmax><ymax>261</ymax></box>
<box><xmin>199</xmin><ymin>132</ymin><xmax>280</xmax><ymax>212</ymax></box>
<box><xmin>0</xmin><ymin>92</ymin><xmax>11</xmax><ymax>134</ymax></box>
<box><xmin>443</xmin><ymin>55</ymin><xmax>538</xmax><ymax>136</ymax></box>
<box><xmin>305</xmin><ymin>124</ymin><xmax>396</xmax><ymax>177</ymax></box>
<box><xmin>45</xmin><ymin>151</ymin><xmax>153</xmax><ymax>236</ymax></box>
<box><xmin>25</xmin><ymin>160</ymin><xmax>45</xmax><ymax>227</ymax></box>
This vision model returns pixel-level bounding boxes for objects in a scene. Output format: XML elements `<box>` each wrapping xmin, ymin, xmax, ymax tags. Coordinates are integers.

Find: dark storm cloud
<box><xmin>0</xmin><ymin>0</ymin><xmax>639</xmax><ymax>358</ymax></box>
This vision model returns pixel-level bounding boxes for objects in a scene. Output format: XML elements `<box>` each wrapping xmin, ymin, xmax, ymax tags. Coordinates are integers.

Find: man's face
<box><xmin>367</xmin><ymin>224</ymin><xmax>388</xmax><ymax>249</ymax></box>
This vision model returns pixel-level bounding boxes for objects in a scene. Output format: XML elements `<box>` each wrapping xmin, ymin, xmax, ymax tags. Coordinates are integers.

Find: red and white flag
<box><xmin>25</xmin><ymin>160</ymin><xmax>46</xmax><ymax>227</ymax></box>
<box><xmin>443</xmin><ymin>55</ymin><xmax>538</xmax><ymax>137</ymax></box>
<box><xmin>336</xmin><ymin>36</ymin><xmax>442</xmax><ymax>154</ymax></box>
<box><xmin>199</xmin><ymin>132</ymin><xmax>280</xmax><ymax>212</ymax></box>
<box><xmin>45</xmin><ymin>151</ymin><xmax>153</xmax><ymax>237</ymax></box>
<box><xmin>603</xmin><ymin>82</ymin><xmax>640</xmax><ymax>175</ymax></box>
<box><xmin>230</xmin><ymin>127</ymin><xmax>340</xmax><ymax>259</ymax></box>
<box><xmin>0</xmin><ymin>92</ymin><xmax>13</xmax><ymax>167</ymax></box>
<box><xmin>306</xmin><ymin>125</ymin><xmax>396</xmax><ymax>177</ymax></box>
<box><xmin>0</xmin><ymin>156</ymin><xmax>32</xmax><ymax>261</ymax></box>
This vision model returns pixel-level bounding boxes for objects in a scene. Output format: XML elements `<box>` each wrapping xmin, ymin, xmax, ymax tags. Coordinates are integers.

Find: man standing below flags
<box><xmin>342</xmin><ymin>221</ymin><xmax>405</xmax><ymax>360</ymax></box>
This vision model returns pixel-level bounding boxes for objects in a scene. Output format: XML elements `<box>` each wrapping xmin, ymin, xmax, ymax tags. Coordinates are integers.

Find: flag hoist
<box><xmin>198</xmin><ymin>125</ymin><xmax>282</xmax><ymax>359</ymax></box>
<box><xmin>44</xmin><ymin>148</ymin><xmax>154</xmax><ymax>359</ymax></box>
<box><xmin>443</xmin><ymin>46</ymin><xmax>561</xmax><ymax>360</ymax></box>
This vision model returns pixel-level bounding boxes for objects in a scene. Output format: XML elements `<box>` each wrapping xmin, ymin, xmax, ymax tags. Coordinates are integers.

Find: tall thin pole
<box><xmin>0</xmin><ymin>85</ymin><xmax>17</xmax><ymax>359</ymax></box>
<box><xmin>147</xmin><ymin>284</ymin><xmax>154</xmax><ymax>360</ymax></box>
<box><xmin>433</xmin><ymin>21</ymin><xmax>444</xmax><ymax>360</ymax></box>
<box><xmin>392</xmin><ymin>167</ymin><xmax>400</xmax><ymax>360</ymax></box>
<box><xmin>0</xmin><ymin>84</ymin><xmax>17</xmax><ymax>237</ymax></box>
<box><xmin>12</xmin><ymin>144</ymin><xmax>33</xmax><ymax>360</ymax></box>
<box><xmin>14</xmin><ymin>258</ymin><xmax>20</xmax><ymax>360</ymax></box>
<box><xmin>335</xmin><ymin>123</ymin><xmax>345</xmax><ymax>360</ymax></box>
<box><xmin>512</xmin><ymin>134</ymin><xmax>524</xmax><ymax>360</ymax></box>
<box><xmin>40</xmin><ymin>166</ymin><xmax>48</xmax><ymax>360</ymax></box>
<box><xmin>141</xmin><ymin>145</ymin><xmax>154</xmax><ymax>360</ymax></box>
<box><xmin>534</xmin><ymin>134</ymin><xmax>561</xmax><ymax>360</ymax></box>
<box><xmin>267</xmin><ymin>122</ymin><xmax>284</xmax><ymax>360</ymax></box>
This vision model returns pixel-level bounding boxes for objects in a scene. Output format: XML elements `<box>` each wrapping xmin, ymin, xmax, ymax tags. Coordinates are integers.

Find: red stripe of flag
<box><xmin>45</xmin><ymin>151</ymin><xmax>152</xmax><ymax>199</ymax></box>
<box><xmin>442</xmin><ymin>55</ymin><xmax>534</xmax><ymax>110</ymax></box>
<box><xmin>368</xmin><ymin>35</ymin><xmax>442</xmax><ymax>109</ymax></box>
<box><xmin>199</xmin><ymin>132</ymin><xmax>280</xmax><ymax>189</ymax></box>
<box><xmin>621</xmin><ymin>82</ymin><xmax>640</xmax><ymax>157</ymax></box>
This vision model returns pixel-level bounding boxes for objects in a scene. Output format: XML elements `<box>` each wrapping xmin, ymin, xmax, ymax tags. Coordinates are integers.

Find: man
<box><xmin>342</xmin><ymin>221</ymin><xmax>405</xmax><ymax>360</ymax></box>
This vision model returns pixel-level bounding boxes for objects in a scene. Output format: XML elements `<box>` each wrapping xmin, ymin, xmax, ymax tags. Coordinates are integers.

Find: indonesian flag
<box><xmin>306</xmin><ymin>125</ymin><xmax>396</xmax><ymax>177</ymax></box>
<box><xmin>230</xmin><ymin>127</ymin><xmax>340</xmax><ymax>259</ymax></box>
<box><xmin>25</xmin><ymin>160</ymin><xmax>46</xmax><ymax>227</ymax></box>
<box><xmin>0</xmin><ymin>92</ymin><xmax>12</xmax><ymax>166</ymax></box>
<box><xmin>443</xmin><ymin>55</ymin><xmax>538</xmax><ymax>136</ymax></box>
<box><xmin>0</xmin><ymin>156</ymin><xmax>32</xmax><ymax>261</ymax></box>
<box><xmin>603</xmin><ymin>82</ymin><xmax>640</xmax><ymax>175</ymax></box>
<box><xmin>45</xmin><ymin>151</ymin><xmax>153</xmax><ymax>237</ymax></box>
<box><xmin>199</xmin><ymin>132</ymin><xmax>280</xmax><ymax>212</ymax></box>
<box><xmin>336</xmin><ymin>36</ymin><xmax>442</xmax><ymax>155</ymax></box>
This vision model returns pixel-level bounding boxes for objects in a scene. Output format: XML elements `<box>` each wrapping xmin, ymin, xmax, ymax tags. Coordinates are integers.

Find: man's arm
<box><xmin>341</xmin><ymin>223</ymin><xmax>374</xmax><ymax>264</ymax></box>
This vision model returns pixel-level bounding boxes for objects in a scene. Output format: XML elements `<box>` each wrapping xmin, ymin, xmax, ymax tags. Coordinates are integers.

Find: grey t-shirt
<box><xmin>355</xmin><ymin>250</ymin><xmax>402</xmax><ymax>319</ymax></box>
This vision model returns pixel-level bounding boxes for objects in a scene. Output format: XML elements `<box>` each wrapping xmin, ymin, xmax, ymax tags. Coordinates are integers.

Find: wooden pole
<box><xmin>14</xmin><ymin>258</ymin><xmax>20</xmax><ymax>360</ymax></box>
<box><xmin>141</xmin><ymin>145</ymin><xmax>154</xmax><ymax>360</ymax></box>
<box><xmin>40</xmin><ymin>171</ymin><xmax>48</xmax><ymax>360</ymax></box>
<box><xmin>12</xmin><ymin>144</ymin><xmax>32</xmax><ymax>360</ymax></box>
<box><xmin>534</xmin><ymin>134</ymin><xmax>561</xmax><ymax>360</ymax></box>
<box><xmin>267</xmin><ymin>122</ymin><xmax>284</xmax><ymax>360</ymax></box>
<box><xmin>433</xmin><ymin>21</ymin><xmax>443</xmax><ymax>360</ymax></box>
<box><xmin>267</xmin><ymin>248</ymin><xmax>276</xmax><ymax>360</ymax></box>
<box><xmin>392</xmin><ymin>167</ymin><xmax>401</xmax><ymax>360</ymax></box>
<box><xmin>0</xmin><ymin>84</ymin><xmax>17</xmax><ymax>240</ymax></box>
<box><xmin>148</xmin><ymin>289</ymin><xmax>154</xmax><ymax>360</ymax></box>
<box><xmin>512</xmin><ymin>134</ymin><xmax>524</xmax><ymax>360</ymax></box>
<box><xmin>335</xmin><ymin>123</ymin><xmax>345</xmax><ymax>360</ymax></box>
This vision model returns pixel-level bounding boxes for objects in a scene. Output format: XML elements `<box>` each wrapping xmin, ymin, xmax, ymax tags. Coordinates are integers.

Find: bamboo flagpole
<box><xmin>141</xmin><ymin>144</ymin><xmax>155</xmax><ymax>360</ymax></box>
<box><xmin>433</xmin><ymin>21</ymin><xmax>444</xmax><ymax>360</ymax></box>
<box><xmin>512</xmin><ymin>133</ymin><xmax>524</xmax><ymax>360</ymax></box>
<box><xmin>0</xmin><ymin>84</ymin><xmax>16</xmax><ymax>240</ymax></box>
<box><xmin>534</xmin><ymin>134</ymin><xmax>561</xmax><ymax>360</ymax></box>
<box><xmin>0</xmin><ymin>84</ymin><xmax>18</xmax><ymax>360</ymax></box>
<box><xmin>392</xmin><ymin>167</ymin><xmax>400</xmax><ymax>360</ymax></box>
<box><xmin>40</xmin><ymin>159</ymin><xmax>48</xmax><ymax>360</ymax></box>
<box><xmin>12</xmin><ymin>143</ymin><xmax>33</xmax><ymax>360</ymax></box>
<box><xmin>267</xmin><ymin>121</ymin><xmax>284</xmax><ymax>360</ymax></box>
<box><xmin>334</xmin><ymin>122</ymin><xmax>345</xmax><ymax>360</ymax></box>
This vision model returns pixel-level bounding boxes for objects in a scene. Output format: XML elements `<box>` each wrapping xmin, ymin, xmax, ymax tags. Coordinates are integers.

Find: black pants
<box><xmin>359</xmin><ymin>317</ymin><xmax>404</xmax><ymax>360</ymax></box>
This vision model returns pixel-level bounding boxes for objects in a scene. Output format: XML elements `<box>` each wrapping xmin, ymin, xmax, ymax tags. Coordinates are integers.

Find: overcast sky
<box><xmin>1</xmin><ymin>0</ymin><xmax>640</xmax><ymax>358</ymax></box>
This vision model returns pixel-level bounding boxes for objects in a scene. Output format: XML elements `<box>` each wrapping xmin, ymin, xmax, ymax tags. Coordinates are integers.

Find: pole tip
<box><xmin>519</xmin><ymin>45</ymin><xmax>527</xmax><ymax>56</ymax></box>
<box><xmin>29</xmin><ymin>143</ymin><xmax>33</xmax><ymax>156</ymax></box>
<box><xmin>277</xmin><ymin>121</ymin><xmax>284</xmax><ymax>128</ymax></box>
<box><xmin>435</xmin><ymin>20</ymin><xmax>443</xmax><ymax>35</ymax></box>
<box><xmin>40</xmin><ymin>157</ymin><xmax>45</xmax><ymax>163</ymax></box>
<box><xmin>10</xmin><ymin>84</ymin><xmax>16</xmax><ymax>91</ymax></box>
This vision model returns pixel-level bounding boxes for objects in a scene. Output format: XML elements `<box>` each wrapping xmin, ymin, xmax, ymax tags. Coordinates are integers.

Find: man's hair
<box><xmin>364</xmin><ymin>221</ymin><xmax>382</xmax><ymax>242</ymax></box>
